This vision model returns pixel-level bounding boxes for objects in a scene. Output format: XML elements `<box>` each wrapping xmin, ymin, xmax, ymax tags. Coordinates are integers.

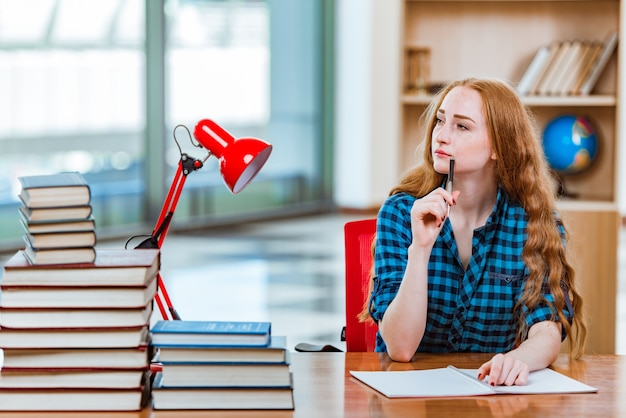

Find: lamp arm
<box><xmin>135</xmin><ymin>154</ymin><xmax>203</xmax><ymax>249</ymax></box>
<box><xmin>134</xmin><ymin>153</ymin><xmax>204</xmax><ymax>320</ymax></box>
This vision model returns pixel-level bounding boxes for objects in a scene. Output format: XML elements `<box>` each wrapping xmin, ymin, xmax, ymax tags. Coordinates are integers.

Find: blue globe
<box><xmin>542</xmin><ymin>115</ymin><xmax>598</xmax><ymax>175</ymax></box>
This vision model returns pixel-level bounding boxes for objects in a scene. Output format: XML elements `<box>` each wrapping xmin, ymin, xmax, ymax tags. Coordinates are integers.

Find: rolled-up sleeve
<box><xmin>369</xmin><ymin>194</ymin><xmax>415</xmax><ymax>322</ymax></box>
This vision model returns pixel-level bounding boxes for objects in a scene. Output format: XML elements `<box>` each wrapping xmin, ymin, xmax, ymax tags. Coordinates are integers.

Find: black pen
<box><xmin>446</xmin><ymin>158</ymin><xmax>454</xmax><ymax>216</ymax></box>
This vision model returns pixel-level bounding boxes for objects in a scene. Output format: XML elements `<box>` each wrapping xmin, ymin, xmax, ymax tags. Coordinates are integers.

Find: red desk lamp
<box><xmin>132</xmin><ymin>119</ymin><xmax>272</xmax><ymax>320</ymax></box>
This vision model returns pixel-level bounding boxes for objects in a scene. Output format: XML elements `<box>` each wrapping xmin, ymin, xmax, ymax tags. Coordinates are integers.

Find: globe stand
<box><xmin>553</xmin><ymin>171</ymin><xmax>578</xmax><ymax>199</ymax></box>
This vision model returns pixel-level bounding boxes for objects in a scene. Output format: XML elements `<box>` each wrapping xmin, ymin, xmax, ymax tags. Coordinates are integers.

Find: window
<box><xmin>0</xmin><ymin>0</ymin><xmax>331</xmax><ymax>248</ymax></box>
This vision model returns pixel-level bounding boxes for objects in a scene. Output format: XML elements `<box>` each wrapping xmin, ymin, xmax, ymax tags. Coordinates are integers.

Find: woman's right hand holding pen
<box><xmin>409</xmin><ymin>188</ymin><xmax>459</xmax><ymax>249</ymax></box>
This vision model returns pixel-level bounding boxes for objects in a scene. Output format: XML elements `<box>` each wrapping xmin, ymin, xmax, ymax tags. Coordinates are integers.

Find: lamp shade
<box><xmin>193</xmin><ymin>119</ymin><xmax>273</xmax><ymax>193</ymax></box>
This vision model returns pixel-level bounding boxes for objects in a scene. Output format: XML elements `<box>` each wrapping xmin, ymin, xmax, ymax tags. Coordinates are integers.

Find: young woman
<box><xmin>366</xmin><ymin>77</ymin><xmax>586</xmax><ymax>386</ymax></box>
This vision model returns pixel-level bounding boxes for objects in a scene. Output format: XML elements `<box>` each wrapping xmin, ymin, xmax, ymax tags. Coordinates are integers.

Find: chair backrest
<box><xmin>344</xmin><ymin>218</ymin><xmax>378</xmax><ymax>352</ymax></box>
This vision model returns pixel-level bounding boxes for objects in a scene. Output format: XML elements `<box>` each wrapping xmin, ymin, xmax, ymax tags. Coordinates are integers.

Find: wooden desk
<box><xmin>1</xmin><ymin>352</ymin><xmax>624</xmax><ymax>417</ymax></box>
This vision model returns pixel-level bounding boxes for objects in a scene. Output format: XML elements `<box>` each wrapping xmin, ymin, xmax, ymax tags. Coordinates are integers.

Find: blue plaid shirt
<box><xmin>370</xmin><ymin>187</ymin><xmax>571</xmax><ymax>353</ymax></box>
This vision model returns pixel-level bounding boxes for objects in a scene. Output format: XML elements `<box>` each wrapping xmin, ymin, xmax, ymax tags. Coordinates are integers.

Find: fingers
<box><xmin>412</xmin><ymin>188</ymin><xmax>457</xmax><ymax>224</ymax></box>
<box><xmin>409</xmin><ymin>188</ymin><xmax>460</xmax><ymax>248</ymax></box>
<box><xmin>477</xmin><ymin>354</ymin><xmax>530</xmax><ymax>386</ymax></box>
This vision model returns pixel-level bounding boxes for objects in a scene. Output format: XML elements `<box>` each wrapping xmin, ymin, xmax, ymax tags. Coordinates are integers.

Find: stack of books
<box><xmin>516</xmin><ymin>31</ymin><xmax>618</xmax><ymax>97</ymax></box>
<box><xmin>18</xmin><ymin>172</ymin><xmax>96</xmax><ymax>265</ymax></box>
<box><xmin>150</xmin><ymin>320</ymin><xmax>295</xmax><ymax>410</ymax></box>
<box><xmin>0</xmin><ymin>248</ymin><xmax>160</xmax><ymax>412</ymax></box>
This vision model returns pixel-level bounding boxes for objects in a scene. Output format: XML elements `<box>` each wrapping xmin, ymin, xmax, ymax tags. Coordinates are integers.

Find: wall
<box><xmin>333</xmin><ymin>0</ymin><xmax>403</xmax><ymax>210</ymax></box>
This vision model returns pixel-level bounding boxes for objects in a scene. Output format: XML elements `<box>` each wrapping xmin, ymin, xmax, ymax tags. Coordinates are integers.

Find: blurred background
<box><xmin>0</xmin><ymin>0</ymin><xmax>335</xmax><ymax>250</ymax></box>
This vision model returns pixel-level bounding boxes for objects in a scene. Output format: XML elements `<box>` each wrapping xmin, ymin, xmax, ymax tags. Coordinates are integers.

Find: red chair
<box><xmin>295</xmin><ymin>218</ymin><xmax>378</xmax><ymax>352</ymax></box>
<box><xmin>343</xmin><ymin>218</ymin><xmax>378</xmax><ymax>352</ymax></box>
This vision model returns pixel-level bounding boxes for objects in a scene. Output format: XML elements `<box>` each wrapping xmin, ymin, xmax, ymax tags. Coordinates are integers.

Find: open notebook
<box><xmin>350</xmin><ymin>365</ymin><xmax>597</xmax><ymax>398</ymax></box>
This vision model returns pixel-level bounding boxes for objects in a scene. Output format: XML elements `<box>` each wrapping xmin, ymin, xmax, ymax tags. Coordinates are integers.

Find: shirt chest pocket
<box><xmin>488</xmin><ymin>272</ymin><xmax>524</xmax><ymax>285</ymax></box>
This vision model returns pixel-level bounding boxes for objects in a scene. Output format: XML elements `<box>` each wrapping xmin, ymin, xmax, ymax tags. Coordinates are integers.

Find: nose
<box><xmin>434</xmin><ymin>122</ymin><xmax>450</xmax><ymax>144</ymax></box>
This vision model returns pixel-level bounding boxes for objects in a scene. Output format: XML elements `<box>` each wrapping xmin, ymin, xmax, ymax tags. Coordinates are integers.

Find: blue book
<box><xmin>150</xmin><ymin>320</ymin><xmax>271</xmax><ymax>348</ymax></box>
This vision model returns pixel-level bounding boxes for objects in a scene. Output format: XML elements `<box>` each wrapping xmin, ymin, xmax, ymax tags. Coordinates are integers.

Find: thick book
<box><xmin>579</xmin><ymin>31</ymin><xmax>618</xmax><ymax>95</ymax></box>
<box><xmin>556</xmin><ymin>41</ymin><xmax>591</xmax><ymax>95</ymax></box>
<box><xmin>151</xmin><ymin>320</ymin><xmax>272</xmax><ymax>347</ymax></box>
<box><xmin>350</xmin><ymin>365</ymin><xmax>597</xmax><ymax>398</ymax></box>
<box><xmin>2</xmin><ymin>346</ymin><xmax>151</xmax><ymax>370</ymax></box>
<box><xmin>0</xmin><ymin>368</ymin><xmax>148</xmax><ymax>389</ymax></box>
<box><xmin>0</xmin><ymin>276</ymin><xmax>157</xmax><ymax>308</ymax></box>
<box><xmin>19</xmin><ymin>214</ymin><xmax>95</xmax><ymax>234</ymax></box>
<box><xmin>24</xmin><ymin>230</ymin><xmax>96</xmax><ymax>249</ymax></box>
<box><xmin>0</xmin><ymin>325</ymin><xmax>150</xmax><ymax>349</ymax></box>
<box><xmin>0</xmin><ymin>303</ymin><xmax>153</xmax><ymax>329</ymax></box>
<box><xmin>2</xmin><ymin>248</ymin><xmax>160</xmax><ymax>287</ymax></box>
<box><xmin>159</xmin><ymin>361</ymin><xmax>292</xmax><ymax>388</ymax></box>
<box><xmin>548</xmin><ymin>40</ymin><xmax>584</xmax><ymax>95</ymax></box>
<box><xmin>19</xmin><ymin>204</ymin><xmax>93</xmax><ymax>222</ymax></box>
<box><xmin>18</xmin><ymin>172</ymin><xmax>91</xmax><ymax>209</ymax></box>
<box><xmin>535</xmin><ymin>40</ymin><xmax>572</xmax><ymax>96</ymax></box>
<box><xmin>23</xmin><ymin>245</ymin><xmax>96</xmax><ymax>265</ymax></box>
<box><xmin>0</xmin><ymin>374</ymin><xmax>150</xmax><ymax>411</ymax></box>
<box><xmin>152</xmin><ymin>372</ymin><xmax>294</xmax><ymax>410</ymax></box>
<box><xmin>156</xmin><ymin>335</ymin><xmax>288</xmax><ymax>364</ymax></box>
<box><xmin>528</xmin><ymin>41</ymin><xmax>561</xmax><ymax>95</ymax></box>
<box><xmin>516</xmin><ymin>45</ymin><xmax>551</xmax><ymax>96</ymax></box>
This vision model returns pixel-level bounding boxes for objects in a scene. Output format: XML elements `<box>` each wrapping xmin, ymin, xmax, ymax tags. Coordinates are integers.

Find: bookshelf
<box><xmin>399</xmin><ymin>0</ymin><xmax>622</xmax><ymax>354</ymax></box>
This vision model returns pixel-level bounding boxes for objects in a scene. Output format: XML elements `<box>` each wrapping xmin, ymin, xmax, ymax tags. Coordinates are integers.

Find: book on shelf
<box><xmin>23</xmin><ymin>230</ymin><xmax>97</xmax><ymax>249</ymax></box>
<box><xmin>0</xmin><ymin>303</ymin><xmax>153</xmax><ymax>329</ymax></box>
<box><xmin>2</xmin><ymin>248</ymin><xmax>160</xmax><ymax>287</ymax></box>
<box><xmin>155</xmin><ymin>335</ymin><xmax>288</xmax><ymax>364</ymax></box>
<box><xmin>22</xmin><ymin>245</ymin><xmax>96</xmax><ymax>265</ymax></box>
<box><xmin>19</xmin><ymin>204</ymin><xmax>93</xmax><ymax>223</ymax></box>
<box><xmin>350</xmin><ymin>365</ymin><xmax>597</xmax><ymax>398</ymax></box>
<box><xmin>0</xmin><ymin>374</ymin><xmax>150</xmax><ymax>411</ymax></box>
<box><xmin>150</xmin><ymin>320</ymin><xmax>272</xmax><ymax>347</ymax></box>
<box><xmin>151</xmin><ymin>372</ymin><xmax>295</xmax><ymax>410</ymax></box>
<box><xmin>534</xmin><ymin>40</ymin><xmax>572</xmax><ymax>96</ymax></box>
<box><xmin>18</xmin><ymin>172</ymin><xmax>91</xmax><ymax>209</ymax></box>
<box><xmin>158</xmin><ymin>361</ymin><xmax>292</xmax><ymax>388</ymax></box>
<box><xmin>2</xmin><ymin>346</ymin><xmax>152</xmax><ymax>370</ymax></box>
<box><xmin>578</xmin><ymin>31</ymin><xmax>618</xmax><ymax>95</ymax></box>
<box><xmin>516</xmin><ymin>45</ymin><xmax>551</xmax><ymax>96</ymax></box>
<box><xmin>0</xmin><ymin>325</ymin><xmax>150</xmax><ymax>349</ymax></box>
<box><xmin>569</xmin><ymin>41</ymin><xmax>603</xmax><ymax>95</ymax></box>
<box><xmin>526</xmin><ymin>41</ymin><xmax>561</xmax><ymax>95</ymax></box>
<box><xmin>558</xmin><ymin>41</ymin><xmax>595</xmax><ymax>95</ymax></box>
<box><xmin>549</xmin><ymin>40</ymin><xmax>585</xmax><ymax>95</ymax></box>
<box><xmin>0</xmin><ymin>276</ymin><xmax>157</xmax><ymax>308</ymax></box>
<box><xmin>0</xmin><ymin>368</ymin><xmax>149</xmax><ymax>389</ymax></box>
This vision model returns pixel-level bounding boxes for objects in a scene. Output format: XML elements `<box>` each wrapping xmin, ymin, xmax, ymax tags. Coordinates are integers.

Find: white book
<box><xmin>516</xmin><ymin>46</ymin><xmax>551</xmax><ymax>96</ymax></box>
<box><xmin>535</xmin><ymin>41</ymin><xmax>572</xmax><ymax>96</ymax></box>
<box><xmin>528</xmin><ymin>41</ymin><xmax>561</xmax><ymax>95</ymax></box>
<box><xmin>550</xmin><ymin>40</ymin><xmax>584</xmax><ymax>95</ymax></box>
<box><xmin>350</xmin><ymin>365</ymin><xmax>597</xmax><ymax>398</ymax></box>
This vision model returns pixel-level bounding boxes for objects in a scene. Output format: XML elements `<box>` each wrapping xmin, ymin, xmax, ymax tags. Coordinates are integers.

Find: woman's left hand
<box><xmin>477</xmin><ymin>353</ymin><xmax>530</xmax><ymax>386</ymax></box>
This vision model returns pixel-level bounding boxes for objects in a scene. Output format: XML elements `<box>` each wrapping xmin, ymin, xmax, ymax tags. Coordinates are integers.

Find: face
<box><xmin>431</xmin><ymin>85</ymin><xmax>496</xmax><ymax>178</ymax></box>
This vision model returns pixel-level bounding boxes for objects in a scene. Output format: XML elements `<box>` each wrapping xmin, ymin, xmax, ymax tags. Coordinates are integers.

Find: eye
<box><xmin>457</xmin><ymin>123</ymin><xmax>469</xmax><ymax>130</ymax></box>
<box><xmin>435</xmin><ymin>117</ymin><xmax>444</xmax><ymax>125</ymax></box>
